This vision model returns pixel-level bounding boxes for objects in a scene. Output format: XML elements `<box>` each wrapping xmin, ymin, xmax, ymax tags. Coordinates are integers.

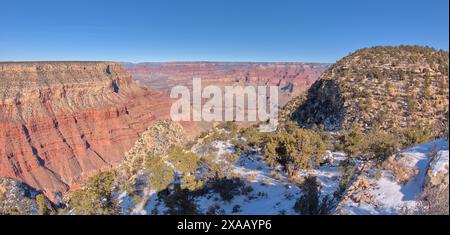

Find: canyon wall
<box><xmin>0</xmin><ymin>61</ymin><xmax>328</xmax><ymax>199</ymax></box>
<box><xmin>124</xmin><ymin>62</ymin><xmax>329</xmax><ymax>133</ymax></box>
<box><xmin>125</xmin><ymin>62</ymin><xmax>329</xmax><ymax>103</ymax></box>
<box><xmin>125</xmin><ymin>62</ymin><xmax>329</xmax><ymax>130</ymax></box>
<box><xmin>0</xmin><ymin>62</ymin><xmax>171</xmax><ymax>197</ymax></box>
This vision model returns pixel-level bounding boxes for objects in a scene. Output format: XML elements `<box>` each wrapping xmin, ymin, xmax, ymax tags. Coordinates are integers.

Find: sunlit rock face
<box><xmin>0</xmin><ymin>62</ymin><xmax>172</xmax><ymax>197</ymax></box>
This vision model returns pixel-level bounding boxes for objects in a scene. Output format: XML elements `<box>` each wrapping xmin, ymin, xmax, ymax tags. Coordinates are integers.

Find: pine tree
<box><xmin>68</xmin><ymin>171</ymin><xmax>118</xmax><ymax>215</ymax></box>
<box><xmin>341</xmin><ymin>126</ymin><xmax>369</xmax><ymax>158</ymax></box>
<box><xmin>36</xmin><ymin>194</ymin><xmax>48</xmax><ymax>215</ymax></box>
<box><xmin>147</xmin><ymin>156</ymin><xmax>174</xmax><ymax>192</ymax></box>
<box><xmin>294</xmin><ymin>176</ymin><xmax>332</xmax><ymax>215</ymax></box>
<box><xmin>167</xmin><ymin>145</ymin><xmax>199</xmax><ymax>174</ymax></box>
<box><xmin>164</xmin><ymin>185</ymin><xmax>199</xmax><ymax>215</ymax></box>
<box><xmin>180</xmin><ymin>175</ymin><xmax>203</xmax><ymax>191</ymax></box>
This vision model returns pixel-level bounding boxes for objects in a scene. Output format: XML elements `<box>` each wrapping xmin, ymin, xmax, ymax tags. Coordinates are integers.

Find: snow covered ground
<box><xmin>117</xmin><ymin>138</ymin><xmax>448</xmax><ymax>215</ymax></box>
<box><xmin>193</xmin><ymin>141</ymin><xmax>349</xmax><ymax>215</ymax></box>
<box><xmin>194</xmin><ymin>141</ymin><xmax>302</xmax><ymax>215</ymax></box>
<box><xmin>118</xmin><ymin>140</ymin><xmax>346</xmax><ymax>215</ymax></box>
<box><xmin>337</xmin><ymin>139</ymin><xmax>449</xmax><ymax>215</ymax></box>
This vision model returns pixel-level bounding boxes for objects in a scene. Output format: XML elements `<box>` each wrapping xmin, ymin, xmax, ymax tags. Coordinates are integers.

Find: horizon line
<box><xmin>0</xmin><ymin>60</ymin><xmax>335</xmax><ymax>65</ymax></box>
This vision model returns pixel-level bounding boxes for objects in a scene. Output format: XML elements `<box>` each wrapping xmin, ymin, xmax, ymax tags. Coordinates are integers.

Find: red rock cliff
<box><xmin>125</xmin><ymin>62</ymin><xmax>329</xmax><ymax>94</ymax></box>
<box><xmin>0</xmin><ymin>62</ymin><xmax>171</xmax><ymax>197</ymax></box>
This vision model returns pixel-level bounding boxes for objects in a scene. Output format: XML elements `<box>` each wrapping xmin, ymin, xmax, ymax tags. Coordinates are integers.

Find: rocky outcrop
<box><xmin>424</xmin><ymin>149</ymin><xmax>449</xmax><ymax>195</ymax></box>
<box><xmin>341</xmin><ymin>175</ymin><xmax>376</xmax><ymax>204</ymax></box>
<box><xmin>290</xmin><ymin>46</ymin><xmax>449</xmax><ymax>134</ymax></box>
<box><xmin>119</xmin><ymin>120</ymin><xmax>186</xmax><ymax>178</ymax></box>
<box><xmin>335</xmin><ymin>140</ymin><xmax>449</xmax><ymax>215</ymax></box>
<box><xmin>0</xmin><ymin>62</ymin><xmax>172</xmax><ymax>198</ymax></box>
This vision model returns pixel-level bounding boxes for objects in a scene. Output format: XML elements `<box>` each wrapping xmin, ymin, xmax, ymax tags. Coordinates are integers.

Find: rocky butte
<box><xmin>0</xmin><ymin>62</ymin><xmax>172</xmax><ymax>199</ymax></box>
<box><xmin>290</xmin><ymin>46</ymin><xmax>449</xmax><ymax>134</ymax></box>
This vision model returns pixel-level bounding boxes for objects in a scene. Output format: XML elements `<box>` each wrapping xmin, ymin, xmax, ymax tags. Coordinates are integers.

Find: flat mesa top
<box><xmin>0</xmin><ymin>61</ymin><xmax>114</xmax><ymax>65</ymax></box>
<box><xmin>0</xmin><ymin>61</ymin><xmax>128</xmax><ymax>85</ymax></box>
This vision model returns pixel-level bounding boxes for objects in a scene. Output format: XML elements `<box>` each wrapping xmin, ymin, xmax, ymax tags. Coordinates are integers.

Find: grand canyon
<box><xmin>1</xmin><ymin>0</ymin><xmax>448</xmax><ymax>219</ymax></box>
<box><xmin>0</xmin><ymin>62</ymin><xmax>327</xmax><ymax>199</ymax></box>
<box><xmin>1</xmin><ymin>47</ymin><xmax>448</xmax><ymax>216</ymax></box>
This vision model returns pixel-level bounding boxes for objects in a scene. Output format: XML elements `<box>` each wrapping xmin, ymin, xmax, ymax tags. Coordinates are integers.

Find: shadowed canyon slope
<box><xmin>0</xmin><ymin>62</ymin><xmax>172</xmax><ymax>197</ymax></box>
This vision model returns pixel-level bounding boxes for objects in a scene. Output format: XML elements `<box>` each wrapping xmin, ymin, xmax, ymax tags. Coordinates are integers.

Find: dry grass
<box><xmin>270</xmin><ymin>171</ymin><xmax>283</xmax><ymax>181</ymax></box>
<box><xmin>261</xmin><ymin>178</ymin><xmax>273</xmax><ymax>186</ymax></box>
<box><xmin>247</xmin><ymin>174</ymin><xmax>257</xmax><ymax>182</ymax></box>
<box><xmin>382</xmin><ymin>155</ymin><xmax>419</xmax><ymax>184</ymax></box>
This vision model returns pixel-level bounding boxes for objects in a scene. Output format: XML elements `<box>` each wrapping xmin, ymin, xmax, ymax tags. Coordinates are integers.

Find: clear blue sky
<box><xmin>1</xmin><ymin>0</ymin><xmax>448</xmax><ymax>63</ymax></box>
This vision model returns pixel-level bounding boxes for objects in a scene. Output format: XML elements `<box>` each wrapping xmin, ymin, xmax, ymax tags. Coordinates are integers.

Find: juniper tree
<box><xmin>68</xmin><ymin>171</ymin><xmax>118</xmax><ymax>215</ymax></box>
<box><xmin>36</xmin><ymin>194</ymin><xmax>49</xmax><ymax>215</ymax></box>
<box><xmin>147</xmin><ymin>156</ymin><xmax>174</xmax><ymax>192</ymax></box>
<box><xmin>167</xmin><ymin>145</ymin><xmax>199</xmax><ymax>175</ymax></box>
<box><xmin>294</xmin><ymin>176</ymin><xmax>332</xmax><ymax>215</ymax></box>
<box><xmin>341</xmin><ymin>126</ymin><xmax>369</xmax><ymax>158</ymax></box>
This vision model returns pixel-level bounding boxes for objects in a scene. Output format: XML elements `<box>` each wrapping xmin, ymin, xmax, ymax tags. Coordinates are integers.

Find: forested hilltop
<box><xmin>289</xmin><ymin>46</ymin><xmax>448</xmax><ymax>136</ymax></box>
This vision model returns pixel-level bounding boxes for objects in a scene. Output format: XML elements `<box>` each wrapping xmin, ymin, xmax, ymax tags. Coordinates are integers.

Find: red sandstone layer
<box><xmin>0</xmin><ymin>62</ymin><xmax>171</xmax><ymax>198</ymax></box>
<box><xmin>125</xmin><ymin>62</ymin><xmax>329</xmax><ymax>100</ymax></box>
<box><xmin>0</xmin><ymin>61</ymin><xmax>328</xmax><ymax>199</ymax></box>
